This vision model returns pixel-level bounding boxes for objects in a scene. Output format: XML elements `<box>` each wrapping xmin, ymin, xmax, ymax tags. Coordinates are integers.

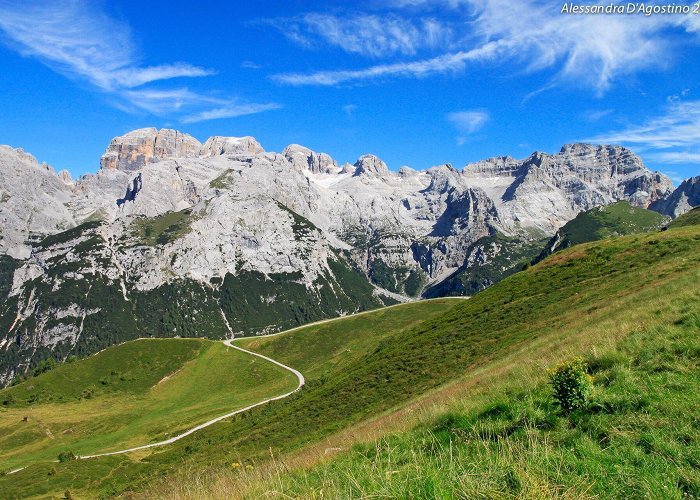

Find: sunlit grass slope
<box><xmin>668</xmin><ymin>205</ymin><xmax>700</xmax><ymax>228</ymax></box>
<box><xmin>0</xmin><ymin>338</ymin><xmax>298</xmax><ymax>471</ymax></box>
<box><xmin>235</xmin><ymin>316</ymin><xmax>700</xmax><ymax>499</ymax></box>
<box><xmin>236</xmin><ymin>298</ymin><xmax>463</xmax><ymax>379</ymax></box>
<box><xmin>143</xmin><ymin>224</ymin><xmax>700</xmax><ymax>499</ymax></box>
<box><xmin>0</xmin><ymin>299</ymin><xmax>460</xmax><ymax>498</ymax></box>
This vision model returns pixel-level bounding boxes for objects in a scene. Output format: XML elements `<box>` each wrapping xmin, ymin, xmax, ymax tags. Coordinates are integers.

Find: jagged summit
<box><xmin>354</xmin><ymin>154</ymin><xmax>389</xmax><ymax>176</ymax></box>
<box><xmin>200</xmin><ymin>136</ymin><xmax>264</xmax><ymax>157</ymax></box>
<box><xmin>99</xmin><ymin>128</ymin><xmax>267</xmax><ymax>172</ymax></box>
<box><xmin>650</xmin><ymin>175</ymin><xmax>700</xmax><ymax>217</ymax></box>
<box><xmin>100</xmin><ymin>128</ymin><xmax>201</xmax><ymax>172</ymax></box>
<box><xmin>282</xmin><ymin>144</ymin><xmax>337</xmax><ymax>174</ymax></box>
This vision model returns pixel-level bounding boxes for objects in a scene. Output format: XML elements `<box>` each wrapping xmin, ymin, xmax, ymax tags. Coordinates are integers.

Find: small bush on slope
<box><xmin>547</xmin><ymin>357</ymin><xmax>592</xmax><ymax>413</ymax></box>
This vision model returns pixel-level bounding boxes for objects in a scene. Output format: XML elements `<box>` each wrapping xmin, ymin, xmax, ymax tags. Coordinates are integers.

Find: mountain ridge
<box><xmin>0</xmin><ymin>128</ymin><xmax>696</xmax><ymax>384</ymax></box>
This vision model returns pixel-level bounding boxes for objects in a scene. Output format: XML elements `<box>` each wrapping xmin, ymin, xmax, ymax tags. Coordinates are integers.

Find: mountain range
<box><xmin>0</xmin><ymin>127</ymin><xmax>697</xmax><ymax>384</ymax></box>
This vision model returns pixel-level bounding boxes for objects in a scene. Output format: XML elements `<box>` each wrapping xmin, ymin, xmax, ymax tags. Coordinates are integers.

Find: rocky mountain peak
<box><xmin>354</xmin><ymin>154</ymin><xmax>389</xmax><ymax>176</ymax></box>
<box><xmin>464</xmin><ymin>155</ymin><xmax>522</xmax><ymax>176</ymax></box>
<box><xmin>282</xmin><ymin>144</ymin><xmax>338</xmax><ymax>174</ymax></box>
<box><xmin>199</xmin><ymin>136</ymin><xmax>264</xmax><ymax>157</ymax></box>
<box><xmin>650</xmin><ymin>175</ymin><xmax>700</xmax><ymax>217</ymax></box>
<box><xmin>57</xmin><ymin>169</ymin><xmax>73</xmax><ymax>184</ymax></box>
<box><xmin>398</xmin><ymin>166</ymin><xmax>417</xmax><ymax>177</ymax></box>
<box><xmin>100</xmin><ymin>128</ymin><xmax>201</xmax><ymax>172</ymax></box>
<box><xmin>340</xmin><ymin>163</ymin><xmax>356</xmax><ymax>174</ymax></box>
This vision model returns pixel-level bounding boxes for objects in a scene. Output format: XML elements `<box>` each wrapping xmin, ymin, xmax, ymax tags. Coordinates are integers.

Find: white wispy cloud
<box><xmin>343</xmin><ymin>104</ymin><xmax>358</xmax><ymax>117</ymax></box>
<box><xmin>272</xmin><ymin>1</ymin><xmax>700</xmax><ymax>92</ymax></box>
<box><xmin>584</xmin><ymin>109</ymin><xmax>614</xmax><ymax>122</ymax></box>
<box><xmin>182</xmin><ymin>102</ymin><xmax>282</xmax><ymax>123</ymax></box>
<box><xmin>0</xmin><ymin>1</ymin><xmax>211</xmax><ymax>91</ymax></box>
<box><xmin>0</xmin><ymin>0</ymin><xmax>278</xmax><ymax>121</ymax></box>
<box><xmin>651</xmin><ymin>152</ymin><xmax>700</xmax><ymax>164</ymax></box>
<box><xmin>272</xmin><ymin>13</ymin><xmax>451</xmax><ymax>58</ymax></box>
<box><xmin>590</xmin><ymin>101</ymin><xmax>700</xmax><ymax>149</ymax></box>
<box><xmin>447</xmin><ymin>109</ymin><xmax>489</xmax><ymax>144</ymax></box>
<box><xmin>274</xmin><ymin>40</ymin><xmax>508</xmax><ymax>85</ymax></box>
<box><xmin>118</xmin><ymin>88</ymin><xmax>225</xmax><ymax>115</ymax></box>
<box><xmin>588</xmin><ymin>100</ymin><xmax>700</xmax><ymax>167</ymax></box>
<box><xmin>240</xmin><ymin>60</ymin><xmax>262</xmax><ymax>69</ymax></box>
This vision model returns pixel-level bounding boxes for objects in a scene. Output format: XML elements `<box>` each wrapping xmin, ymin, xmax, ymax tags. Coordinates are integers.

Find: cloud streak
<box><xmin>588</xmin><ymin>100</ymin><xmax>700</xmax><ymax>167</ymax></box>
<box><xmin>0</xmin><ymin>0</ymin><xmax>278</xmax><ymax>121</ymax></box>
<box><xmin>182</xmin><ymin>102</ymin><xmax>282</xmax><ymax>123</ymax></box>
<box><xmin>274</xmin><ymin>40</ymin><xmax>509</xmax><ymax>85</ymax></box>
<box><xmin>272</xmin><ymin>1</ymin><xmax>700</xmax><ymax>93</ymax></box>
<box><xmin>274</xmin><ymin>13</ymin><xmax>452</xmax><ymax>58</ymax></box>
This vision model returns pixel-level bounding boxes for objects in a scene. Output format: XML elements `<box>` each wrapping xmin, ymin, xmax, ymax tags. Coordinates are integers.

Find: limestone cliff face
<box><xmin>282</xmin><ymin>144</ymin><xmax>338</xmax><ymax>174</ymax></box>
<box><xmin>0</xmin><ymin>146</ymin><xmax>76</xmax><ymax>259</ymax></box>
<box><xmin>354</xmin><ymin>154</ymin><xmax>390</xmax><ymax>176</ymax></box>
<box><xmin>199</xmin><ymin>136</ymin><xmax>264</xmax><ymax>157</ymax></box>
<box><xmin>99</xmin><ymin>128</ymin><xmax>201</xmax><ymax>171</ymax></box>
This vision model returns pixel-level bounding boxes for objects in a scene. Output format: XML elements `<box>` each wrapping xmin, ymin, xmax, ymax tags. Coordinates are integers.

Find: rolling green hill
<box><xmin>668</xmin><ymin>205</ymin><xmax>700</xmax><ymax>228</ymax></box>
<box><xmin>2</xmin><ymin>223</ymin><xmax>700</xmax><ymax>498</ymax></box>
<box><xmin>148</xmin><ymin>223</ymin><xmax>700</xmax><ymax>499</ymax></box>
<box><xmin>535</xmin><ymin>201</ymin><xmax>669</xmax><ymax>262</ymax></box>
<box><xmin>0</xmin><ymin>338</ymin><xmax>298</xmax><ymax>471</ymax></box>
<box><xmin>0</xmin><ymin>299</ymin><xmax>460</xmax><ymax>497</ymax></box>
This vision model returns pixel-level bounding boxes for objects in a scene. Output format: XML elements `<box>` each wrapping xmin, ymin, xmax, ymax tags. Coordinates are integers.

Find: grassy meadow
<box><xmin>0</xmin><ymin>339</ymin><xmax>298</xmax><ymax>472</ymax></box>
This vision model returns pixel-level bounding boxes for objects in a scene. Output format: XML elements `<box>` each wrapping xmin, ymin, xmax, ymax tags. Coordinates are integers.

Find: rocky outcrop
<box><xmin>650</xmin><ymin>175</ymin><xmax>700</xmax><ymax>217</ymax></box>
<box><xmin>199</xmin><ymin>136</ymin><xmax>264</xmax><ymax>157</ymax></box>
<box><xmin>282</xmin><ymin>144</ymin><xmax>338</xmax><ymax>174</ymax></box>
<box><xmin>100</xmin><ymin>128</ymin><xmax>201</xmax><ymax>171</ymax></box>
<box><xmin>0</xmin><ymin>146</ymin><xmax>76</xmax><ymax>259</ymax></box>
<box><xmin>354</xmin><ymin>154</ymin><xmax>390</xmax><ymax>176</ymax></box>
<box><xmin>462</xmin><ymin>144</ymin><xmax>674</xmax><ymax>234</ymax></box>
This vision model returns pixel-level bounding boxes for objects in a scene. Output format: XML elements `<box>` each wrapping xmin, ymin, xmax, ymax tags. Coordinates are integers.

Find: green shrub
<box><xmin>33</xmin><ymin>357</ymin><xmax>58</xmax><ymax>377</ymax></box>
<box><xmin>547</xmin><ymin>357</ymin><xmax>592</xmax><ymax>413</ymax></box>
<box><xmin>57</xmin><ymin>451</ymin><xmax>76</xmax><ymax>462</ymax></box>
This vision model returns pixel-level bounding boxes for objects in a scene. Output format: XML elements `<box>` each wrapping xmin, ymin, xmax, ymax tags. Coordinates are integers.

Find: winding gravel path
<box><xmin>7</xmin><ymin>338</ymin><xmax>304</xmax><ymax>474</ymax></box>
<box><xmin>7</xmin><ymin>298</ymin><xmax>467</xmax><ymax>474</ymax></box>
<box><xmin>78</xmin><ymin>339</ymin><xmax>305</xmax><ymax>459</ymax></box>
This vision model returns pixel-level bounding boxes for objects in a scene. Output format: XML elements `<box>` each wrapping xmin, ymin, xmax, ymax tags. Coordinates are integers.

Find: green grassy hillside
<box><xmin>0</xmin><ymin>338</ymin><xmax>298</xmax><ymax>471</ymax></box>
<box><xmin>3</xmin><ymin>223</ymin><xmax>700</xmax><ymax>498</ymax></box>
<box><xmin>239</xmin><ymin>314</ymin><xmax>700</xmax><ymax>499</ymax></box>
<box><xmin>140</xmin><ymin>224</ymin><xmax>700</xmax><ymax>499</ymax></box>
<box><xmin>536</xmin><ymin>201</ymin><xmax>669</xmax><ymax>262</ymax></box>
<box><xmin>236</xmin><ymin>298</ymin><xmax>463</xmax><ymax>379</ymax></box>
<box><xmin>0</xmin><ymin>299</ymin><xmax>460</xmax><ymax>497</ymax></box>
<box><xmin>668</xmin><ymin>205</ymin><xmax>700</xmax><ymax>228</ymax></box>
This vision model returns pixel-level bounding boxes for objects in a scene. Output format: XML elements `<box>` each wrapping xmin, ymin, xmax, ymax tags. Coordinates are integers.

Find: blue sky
<box><xmin>0</xmin><ymin>0</ymin><xmax>699</xmax><ymax>183</ymax></box>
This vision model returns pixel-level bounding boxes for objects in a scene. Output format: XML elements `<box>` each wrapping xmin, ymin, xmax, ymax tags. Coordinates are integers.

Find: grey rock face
<box><xmin>0</xmin><ymin>146</ymin><xmax>76</xmax><ymax>259</ymax></box>
<box><xmin>283</xmin><ymin>144</ymin><xmax>338</xmax><ymax>174</ymax></box>
<box><xmin>354</xmin><ymin>154</ymin><xmax>390</xmax><ymax>176</ymax></box>
<box><xmin>463</xmin><ymin>143</ymin><xmax>674</xmax><ymax>234</ymax></box>
<box><xmin>100</xmin><ymin>128</ymin><xmax>202</xmax><ymax>171</ymax></box>
<box><xmin>199</xmin><ymin>136</ymin><xmax>265</xmax><ymax>157</ymax></box>
<box><xmin>650</xmin><ymin>175</ymin><xmax>700</xmax><ymax>217</ymax></box>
